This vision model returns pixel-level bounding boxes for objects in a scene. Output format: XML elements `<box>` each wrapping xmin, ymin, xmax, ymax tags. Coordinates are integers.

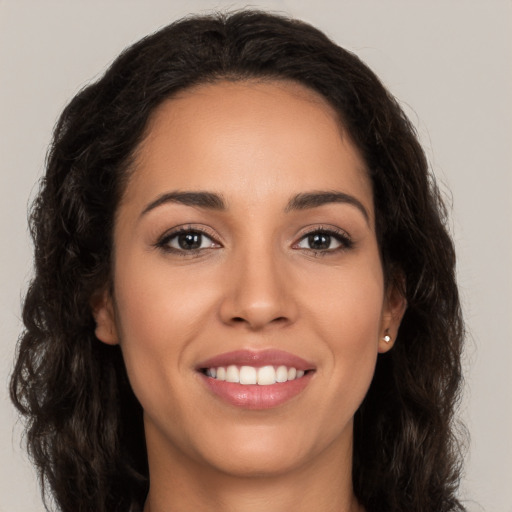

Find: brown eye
<box><xmin>307</xmin><ymin>233</ymin><xmax>333</xmax><ymax>250</ymax></box>
<box><xmin>294</xmin><ymin>227</ymin><xmax>354</xmax><ymax>254</ymax></box>
<box><xmin>176</xmin><ymin>232</ymin><xmax>203</xmax><ymax>250</ymax></box>
<box><xmin>297</xmin><ymin>231</ymin><xmax>343</xmax><ymax>251</ymax></box>
<box><xmin>159</xmin><ymin>229</ymin><xmax>219</xmax><ymax>252</ymax></box>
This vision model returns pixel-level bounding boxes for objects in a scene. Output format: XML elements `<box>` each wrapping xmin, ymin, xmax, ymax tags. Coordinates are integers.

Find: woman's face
<box><xmin>94</xmin><ymin>80</ymin><xmax>404</xmax><ymax>478</ymax></box>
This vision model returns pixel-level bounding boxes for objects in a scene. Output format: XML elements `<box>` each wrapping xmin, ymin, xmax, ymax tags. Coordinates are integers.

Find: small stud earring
<box><xmin>383</xmin><ymin>333</ymin><xmax>391</xmax><ymax>343</ymax></box>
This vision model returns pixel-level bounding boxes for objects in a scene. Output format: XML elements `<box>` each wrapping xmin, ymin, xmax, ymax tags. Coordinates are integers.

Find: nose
<box><xmin>218</xmin><ymin>246</ymin><xmax>298</xmax><ymax>331</ymax></box>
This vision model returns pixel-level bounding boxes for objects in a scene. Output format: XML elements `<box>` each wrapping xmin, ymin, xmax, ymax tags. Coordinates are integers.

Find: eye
<box><xmin>295</xmin><ymin>228</ymin><xmax>353</xmax><ymax>253</ymax></box>
<box><xmin>156</xmin><ymin>227</ymin><xmax>220</xmax><ymax>254</ymax></box>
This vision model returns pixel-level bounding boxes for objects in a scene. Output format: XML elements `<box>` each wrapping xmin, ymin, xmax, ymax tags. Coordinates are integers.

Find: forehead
<box><xmin>124</xmin><ymin>79</ymin><xmax>372</xmax><ymax>218</ymax></box>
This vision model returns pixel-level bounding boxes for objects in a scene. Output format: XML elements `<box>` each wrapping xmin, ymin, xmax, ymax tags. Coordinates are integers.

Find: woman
<box><xmin>10</xmin><ymin>10</ymin><xmax>465</xmax><ymax>512</ymax></box>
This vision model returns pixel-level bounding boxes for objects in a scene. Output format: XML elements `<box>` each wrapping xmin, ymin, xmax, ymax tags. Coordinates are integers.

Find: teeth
<box><xmin>226</xmin><ymin>365</ymin><xmax>239</xmax><ymax>383</ymax></box>
<box><xmin>239</xmin><ymin>366</ymin><xmax>257</xmax><ymax>385</ymax></box>
<box><xmin>257</xmin><ymin>365</ymin><xmax>276</xmax><ymax>385</ymax></box>
<box><xmin>205</xmin><ymin>365</ymin><xmax>308</xmax><ymax>385</ymax></box>
<box><xmin>276</xmin><ymin>365</ymin><xmax>288</xmax><ymax>382</ymax></box>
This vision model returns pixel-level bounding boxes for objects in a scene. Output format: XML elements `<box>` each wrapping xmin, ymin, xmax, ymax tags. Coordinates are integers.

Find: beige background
<box><xmin>1</xmin><ymin>1</ymin><xmax>511</xmax><ymax>511</ymax></box>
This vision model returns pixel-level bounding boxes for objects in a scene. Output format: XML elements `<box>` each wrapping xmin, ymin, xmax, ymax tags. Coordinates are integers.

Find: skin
<box><xmin>94</xmin><ymin>80</ymin><xmax>406</xmax><ymax>512</ymax></box>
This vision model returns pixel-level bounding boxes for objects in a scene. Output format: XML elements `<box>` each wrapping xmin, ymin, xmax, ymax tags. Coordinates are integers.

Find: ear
<box><xmin>378</xmin><ymin>279</ymin><xmax>407</xmax><ymax>354</ymax></box>
<box><xmin>90</xmin><ymin>288</ymin><xmax>119</xmax><ymax>345</ymax></box>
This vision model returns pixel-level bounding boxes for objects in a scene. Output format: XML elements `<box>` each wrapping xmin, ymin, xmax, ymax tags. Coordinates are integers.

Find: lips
<box><xmin>197</xmin><ymin>349</ymin><xmax>315</xmax><ymax>409</ymax></box>
<box><xmin>197</xmin><ymin>349</ymin><xmax>314</xmax><ymax>371</ymax></box>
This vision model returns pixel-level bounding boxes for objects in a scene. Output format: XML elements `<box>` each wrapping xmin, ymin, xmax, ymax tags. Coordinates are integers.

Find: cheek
<box><xmin>111</xmin><ymin>250</ymin><xmax>233</xmax><ymax>412</ymax></box>
<box><xmin>306</xmin><ymin>254</ymin><xmax>385</xmax><ymax>344</ymax></box>
<box><xmin>304</xmin><ymin>257</ymin><xmax>384</xmax><ymax>403</ymax></box>
<box><xmin>114</xmin><ymin>254</ymin><xmax>218</xmax><ymax>346</ymax></box>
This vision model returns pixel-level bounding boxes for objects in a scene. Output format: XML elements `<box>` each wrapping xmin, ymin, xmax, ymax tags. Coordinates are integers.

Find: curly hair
<box><xmin>10</xmin><ymin>10</ymin><xmax>466</xmax><ymax>512</ymax></box>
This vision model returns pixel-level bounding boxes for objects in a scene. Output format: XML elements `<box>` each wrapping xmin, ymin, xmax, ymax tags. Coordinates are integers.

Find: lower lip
<box><xmin>200</xmin><ymin>372</ymin><xmax>313</xmax><ymax>410</ymax></box>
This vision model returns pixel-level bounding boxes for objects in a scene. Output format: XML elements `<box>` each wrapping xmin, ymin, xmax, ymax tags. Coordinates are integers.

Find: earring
<box><xmin>383</xmin><ymin>332</ymin><xmax>391</xmax><ymax>343</ymax></box>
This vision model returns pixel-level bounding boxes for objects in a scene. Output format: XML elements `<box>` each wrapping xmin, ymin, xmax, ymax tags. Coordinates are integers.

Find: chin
<box><xmin>191</xmin><ymin>419</ymin><xmax>348</xmax><ymax>479</ymax></box>
<box><xmin>204</xmin><ymin>441</ymin><xmax>309</xmax><ymax>478</ymax></box>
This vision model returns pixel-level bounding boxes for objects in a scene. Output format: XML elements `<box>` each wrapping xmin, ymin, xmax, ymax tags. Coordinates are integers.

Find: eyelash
<box><xmin>154</xmin><ymin>226</ymin><xmax>220</xmax><ymax>257</ymax></box>
<box><xmin>154</xmin><ymin>225</ymin><xmax>353</xmax><ymax>257</ymax></box>
<box><xmin>294</xmin><ymin>226</ymin><xmax>354</xmax><ymax>256</ymax></box>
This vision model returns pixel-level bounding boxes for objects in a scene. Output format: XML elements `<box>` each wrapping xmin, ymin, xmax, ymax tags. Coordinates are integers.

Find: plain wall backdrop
<box><xmin>1</xmin><ymin>1</ymin><xmax>510</xmax><ymax>511</ymax></box>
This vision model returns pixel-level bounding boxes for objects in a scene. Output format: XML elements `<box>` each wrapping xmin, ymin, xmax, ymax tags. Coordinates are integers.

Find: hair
<box><xmin>11</xmin><ymin>10</ymin><xmax>466</xmax><ymax>512</ymax></box>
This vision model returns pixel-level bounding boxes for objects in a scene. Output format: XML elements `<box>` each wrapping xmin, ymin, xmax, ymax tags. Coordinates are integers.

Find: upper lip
<box><xmin>196</xmin><ymin>349</ymin><xmax>315</xmax><ymax>371</ymax></box>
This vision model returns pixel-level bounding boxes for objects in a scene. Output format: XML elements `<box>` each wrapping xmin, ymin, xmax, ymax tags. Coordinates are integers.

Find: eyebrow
<box><xmin>285</xmin><ymin>191</ymin><xmax>370</xmax><ymax>223</ymax></box>
<box><xmin>140</xmin><ymin>189</ymin><xmax>369</xmax><ymax>223</ymax></box>
<box><xmin>141</xmin><ymin>191</ymin><xmax>226</xmax><ymax>216</ymax></box>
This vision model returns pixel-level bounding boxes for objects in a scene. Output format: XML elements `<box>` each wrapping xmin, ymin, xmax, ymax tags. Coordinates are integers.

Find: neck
<box><xmin>142</xmin><ymin>422</ymin><xmax>363</xmax><ymax>512</ymax></box>
<box><xmin>144</xmin><ymin>472</ymin><xmax>362</xmax><ymax>512</ymax></box>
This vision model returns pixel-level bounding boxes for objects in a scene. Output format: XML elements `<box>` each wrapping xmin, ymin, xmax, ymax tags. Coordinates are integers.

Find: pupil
<box><xmin>309</xmin><ymin>233</ymin><xmax>330</xmax><ymax>250</ymax></box>
<box><xmin>178</xmin><ymin>233</ymin><xmax>201</xmax><ymax>250</ymax></box>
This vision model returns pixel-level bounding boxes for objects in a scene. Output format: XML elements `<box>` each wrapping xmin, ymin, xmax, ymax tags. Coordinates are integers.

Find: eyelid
<box><xmin>294</xmin><ymin>224</ymin><xmax>352</xmax><ymax>240</ymax></box>
<box><xmin>155</xmin><ymin>224</ymin><xmax>223</xmax><ymax>254</ymax></box>
<box><xmin>292</xmin><ymin>224</ymin><xmax>354</xmax><ymax>252</ymax></box>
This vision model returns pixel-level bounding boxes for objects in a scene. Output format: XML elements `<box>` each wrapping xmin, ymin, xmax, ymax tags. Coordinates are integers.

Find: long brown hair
<box><xmin>11</xmin><ymin>10</ymin><xmax>466</xmax><ymax>512</ymax></box>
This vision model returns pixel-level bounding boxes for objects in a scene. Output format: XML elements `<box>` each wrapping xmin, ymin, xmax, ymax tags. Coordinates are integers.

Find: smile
<box><xmin>204</xmin><ymin>365</ymin><xmax>306</xmax><ymax>385</ymax></box>
<box><xmin>197</xmin><ymin>350</ymin><xmax>315</xmax><ymax>409</ymax></box>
